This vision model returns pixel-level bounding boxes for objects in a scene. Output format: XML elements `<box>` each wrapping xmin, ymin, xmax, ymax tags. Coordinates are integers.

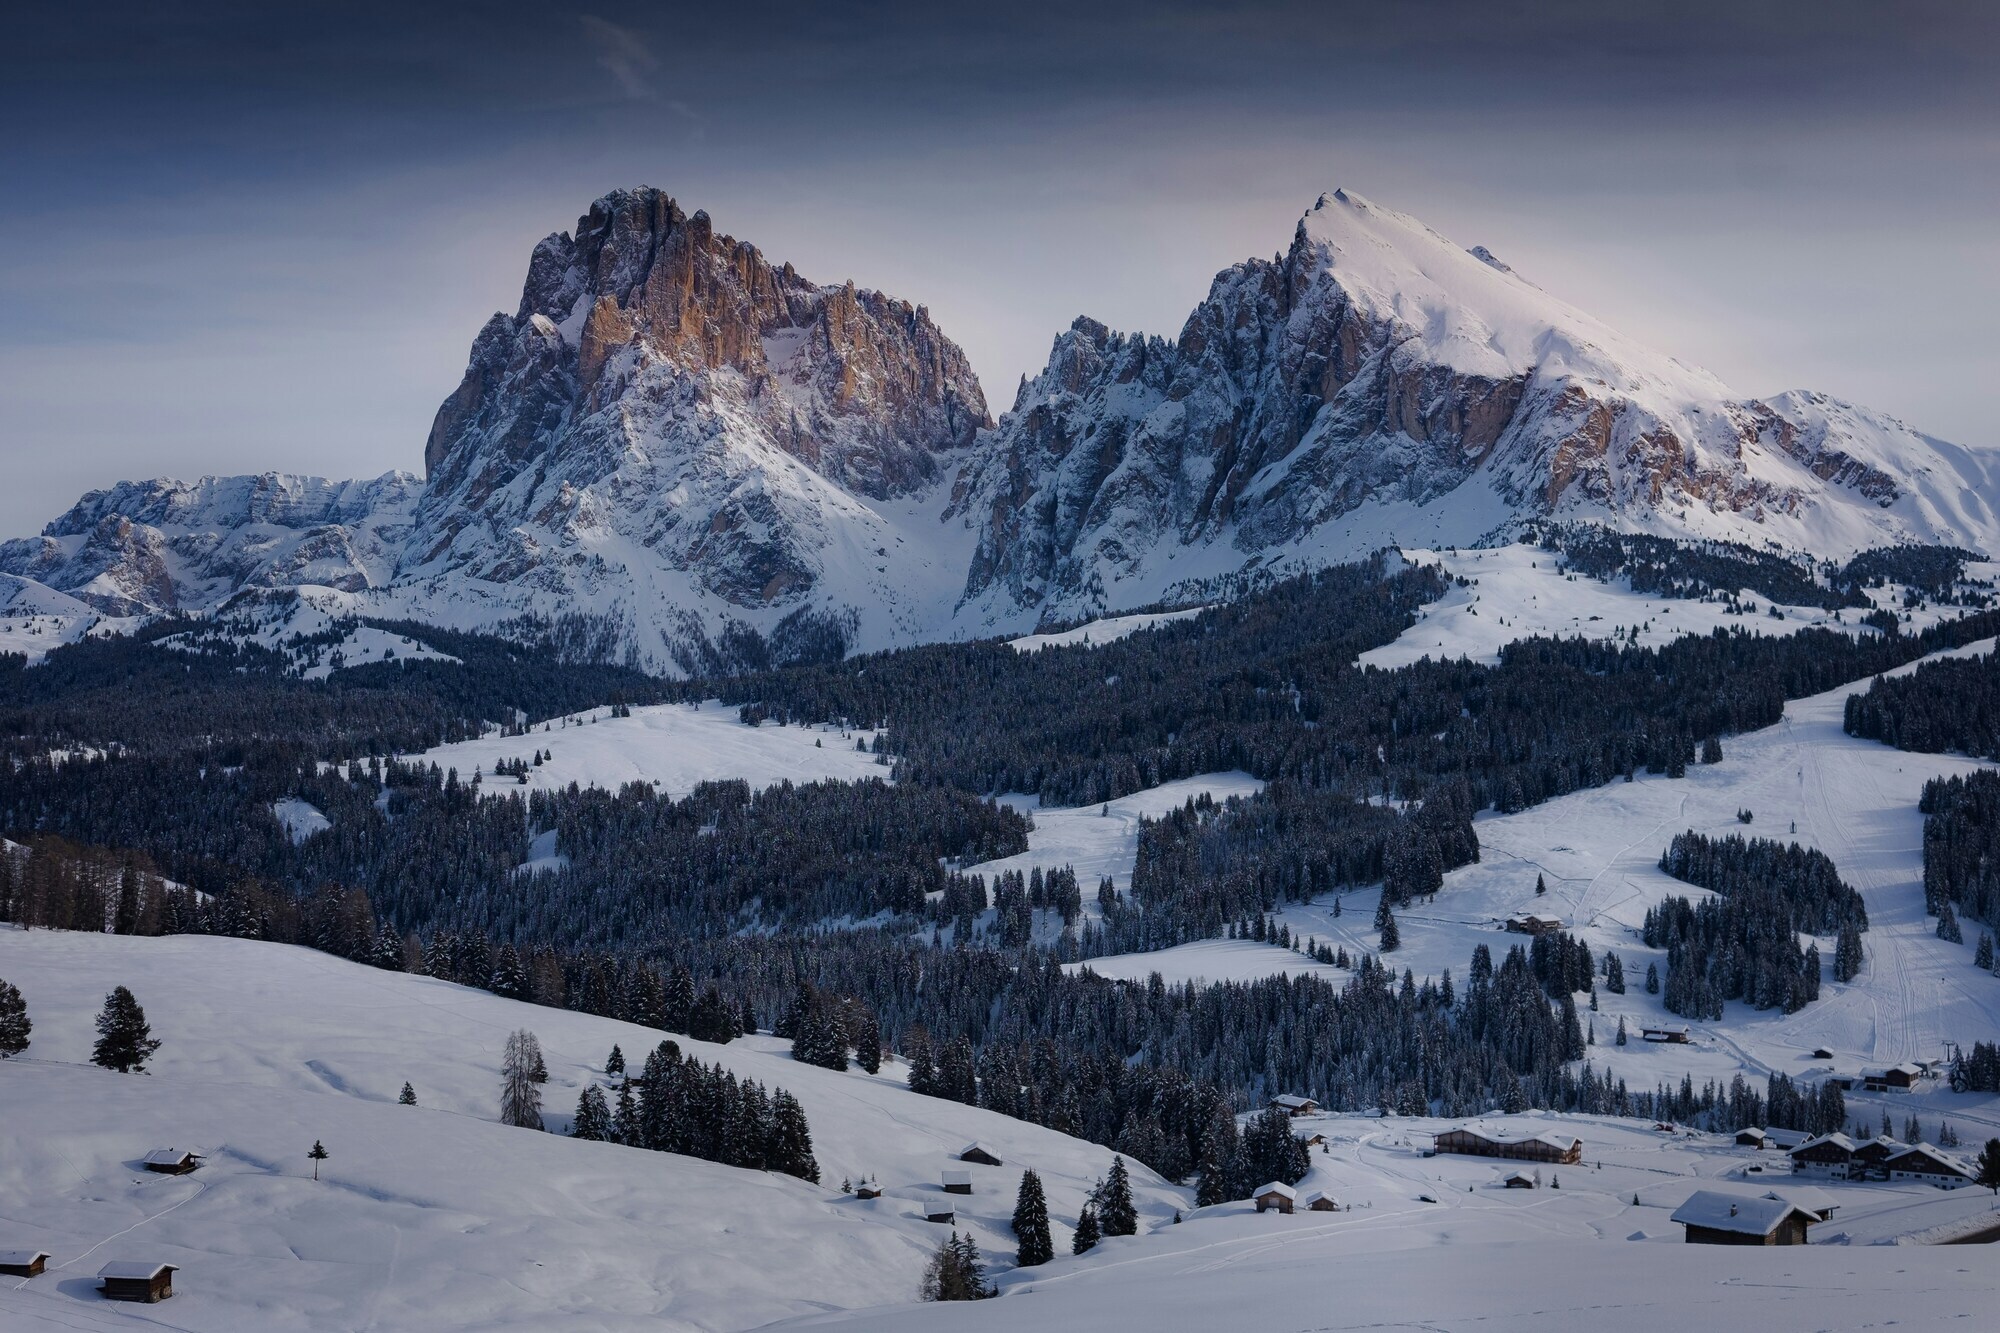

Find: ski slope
<box><xmin>398</xmin><ymin>702</ymin><xmax>886</xmax><ymax>800</ymax></box>
<box><xmin>0</xmin><ymin>930</ymin><xmax>1184</xmax><ymax>1332</ymax></box>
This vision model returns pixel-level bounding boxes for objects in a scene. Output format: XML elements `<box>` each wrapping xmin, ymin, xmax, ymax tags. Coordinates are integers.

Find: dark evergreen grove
<box><xmin>1</xmin><ymin>534</ymin><xmax>1964</xmax><ymax>1184</ymax></box>
<box><xmin>1846</xmin><ymin>650</ymin><xmax>2000</xmax><ymax>758</ymax></box>
<box><xmin>1919</xmin><ymin>771</ymin><xmax>2000</xmax><ymax>941</ymax></box>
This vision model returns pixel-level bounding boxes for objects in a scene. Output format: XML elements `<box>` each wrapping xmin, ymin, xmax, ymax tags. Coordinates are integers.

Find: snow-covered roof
<box><xmin>958</xmin><ymin>1141</ymin><xmax>994</xmax><ymax>1157</ymax></box>
<box><xmin>0</xmin><ymin>1250</ymin><xmax>50</xmax><ymax>1265</ymax></box>
<box><xmin>1301</xmin><ymin>1190</ymin><xmax>1335</xmax><ymax>1206</ymax></box>
<box><xmin>1884</xmin><ymin>1143</ymin><xmax>1973</xmax><ymax>1176</ymax></box>
<box><xmin>1670</xmin><ymin>1190</ymin><xmax>1815</xmax><ymax>1236</ymax></box>
<box><xmin>99</xmin><ymin>1260</ymin><xmax>177</xmax><ymax>1280</ymax></box>
<box><xmin>1254</xmin><ymin>1181</ymin><xmax>1298</xmax><ymax>1199</ymax></box>
<box><xmin>1503</xmin><ymin>1169</ymin><xmax>1536</xmax><ymax>1184</ymax></box>
<box><xmin>1446</xmin><ymin>1126</ymin><xmax>1578</xmax><ymax>1151</ymax></box>
<box><xmin>1270</xmin><ymin>1094</ymin><xmax>1316</xmax><ymax>1109</ymax></box>
<box><xmin>143</xmin><ymin>1148</ymin><xmax>197</xmax><ymax>1165</ymax></box>
<box><xmin>941</xmin><ymin>1167</ymin><xmax>972</xmax><ymax>1185</ymax></box>
<box><xmin>1762</xmin><ymin>1185</ymin><xmax>1836</xmax><ymax>1215</ymax></box>
<box><xmin>1762</xmin><ymin>1127</ymin><xmax>1809</xmax><ymax>1149</ymax></box>
<box><xmin>1790</xmin><ymin>1132</ymin><xmax>1856</xmax><ymax>1156</ymax></box>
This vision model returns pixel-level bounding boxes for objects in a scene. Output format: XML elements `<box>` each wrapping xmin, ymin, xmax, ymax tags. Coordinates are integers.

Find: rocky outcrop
<box><xmin>407</xmin><ymin>188</ymin><xmax>988</xmax><ymax>641</ymax></box>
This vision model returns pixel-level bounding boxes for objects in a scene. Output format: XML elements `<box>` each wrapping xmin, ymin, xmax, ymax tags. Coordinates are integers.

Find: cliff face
<box><xmin>951</xmin><ymin>190</ymin><xmax>2000</xmax><ymax>623</ymax></box>
<box><xmin>407</xmin><ymin>188</ymin><xmax>988</xmax><ymax>640</ymax></box>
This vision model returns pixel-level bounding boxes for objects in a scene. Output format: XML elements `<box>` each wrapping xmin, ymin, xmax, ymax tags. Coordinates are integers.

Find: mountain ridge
<box><xmin>6</xmin><ymin>186</ymin><xmax>1996</xmax><ymax>668</ymax></box>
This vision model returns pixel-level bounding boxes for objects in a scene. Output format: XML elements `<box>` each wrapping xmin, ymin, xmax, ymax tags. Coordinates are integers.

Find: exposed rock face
<box><xmin>0</xmin><ymin>473</ymin><xmax>420</xmax><ymax>617</ymax></box>
<box><xmin>407</xmin><ymin>188</ymin><xmax>988</xmax><ymax>648</ymax></box>
<box><xmin>953</xmin><ymin>190</ymin><xmax>2000</xmax><ymax>622</ymax></box>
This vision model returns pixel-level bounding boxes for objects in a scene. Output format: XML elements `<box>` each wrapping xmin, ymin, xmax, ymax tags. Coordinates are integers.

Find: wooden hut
<box><xmin>1505</xmin><ymin>914</ymin><xmax>1564</xmax><ymax>936</ymax></box>
<box><xmin>941</xmin><ymin>1167</ymin><xmax>973</xmax><ymax>1196</ymax></box>
<box><xmin>1269</xmin><ymin>1094</ymin><xmax>1320</xmax><ymax>1117</ymax></box>
<box><xmin>854</xmin><ymin>1185</ymin><xmax>882</xmax><ymax>1200</ymax></box>
<box><xmin>1253</xmin><ymin>1181</ymin><xmax>1297</xmax><ymax>1214</ymax></box>
<box><xmin>957</xmin><ymin>1142</ymin><xmax>1003</xmax><ymax>1167</ymax></box>
<box><xmin>1302</xmin><ymin>1190</ymin><xmax>1339</xmax><ymax>1212</ymax></box>
<box><xmin>0</xmin><ymin>1250</ymin><xmax>49</xmax><ymax>1278</ymax></box>
<box><xmin>1299</xmin><ymin>1130</ymin><xmax>1329</xmax><ymax>1149</ymax></box>
<box><xmin>1734</xmin><ymin>1128</ymin><xmax>1769</xmax><ymax>1148</ymax></box>
<box><xmin>925</xmin><ymin>1207</ymin><xmax>956</xmax><ymax>1225</ymax></box>
<box><xmin>98</xmin><ymin>1261</ymin><xmax>177</xmax><ymax>1302</ymax></box>
<box><xmin>1671</xmin><ymin>1191</ymin><xmax>1816</xmax><ymax>1246</ymax></box>
<box><xmin>142</xmin><ymin>1149</ymin><xmax>202</xmax><ymax>1176</ymax></box>
<box><xmin>1502</xmin><ymin>1170</ymin><xmax>1537</xmax><ymax>1189</ymax></box>
<box><xmin>1640</xmin><ymin>1027</ymin><xmax>1691</xmax><ymax>1044</ymax></box>
<box><xmin>1433</xmin><ymin>1126</ymin><xmax>1581</xmax><ymax>1165</ymax></box>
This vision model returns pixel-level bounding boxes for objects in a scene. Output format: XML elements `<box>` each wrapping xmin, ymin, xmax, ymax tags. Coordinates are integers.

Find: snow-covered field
<box><xmin>1007</xmin><ymin>608</ymin><xmax>1206</xmax><ymax>653</ymax></box>
<box><xmin>399</xmin><ymin>702</ymin><xmax>885</xmax><ymax>800</ymax></box>
<box><xmin>1065</xmin><ymin>939</ymin><xmax>1345</xmax><ymax>985</ymax></box>
<box><xmin>0</xmin><ymin>930</ymin><xmax>1183</xmax><ymax>1332</ymax></box>
<box><xmin>0</xmin><ymin>573</ymin><xmax>120</xmax><ymax>663</ymax></box>
<box><xmin>965</xmin><ymin>773</ymin><xmax>1265</xmax><ymax>894</ymax></box>
<box><xmin>1362</xmin><ymin>542</ymin><xmax>1985</xmax><ymax>670</ymax></box>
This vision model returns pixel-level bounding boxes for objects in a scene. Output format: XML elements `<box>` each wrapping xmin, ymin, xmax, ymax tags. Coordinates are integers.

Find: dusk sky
<box><xmin>4</xmin><ymin>1</ymin><xmax>1995</xmax><ymax>536</ymax></box>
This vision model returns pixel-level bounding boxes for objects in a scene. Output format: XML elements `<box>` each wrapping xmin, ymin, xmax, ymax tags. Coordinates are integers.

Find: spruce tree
<box><xmin>1072</xmin><ymin>1205</ymin><xmax>1100</xmax><ymax>1255</ymax></box>
<box><xmin>1645</xmin><ymin>962</ymin><xmax>1660</xmax><ymax>994</ymax></box>
<box><xmin>91</xmin><ymin>986</ymin><xmax>159</xmax><ymax>1073</ymax></box>
<box><xmin>1011</xmin><ymin>1169</ymin><xmax>1053</xmax><ymax>1266</ymax></box>
<box><xmin>1535</xmin><ymin>873</ymin><xmax>1546</xmax><ymax>896</ymax></box>
<box><xmin>606</xmin><ymin>1044</ymin><xmax>626</xmax><ymax>1081</ymax></box>
<box><xmin>0</xmin><ymin>978</ymin><xmax>29</xmax><ymax>1058</ymax></box>
<box><xmin>1977</xmin><ymin>1139</ymin><xmax>2000</xmax><ymax>1195</ymax></box>
<box><xmin>1379</xmin><ymin>907</ymin><xmax>1401</xmax><ymax>953</ymax></box>
<box><xmin>398</xmin><ymin>1081</ymin><xmax>417</xmax><ymax>1106</ymax></box>
<box><xmin>770</xmin><ymin>1091</ymin><xmax>820</xmax><ymax>1183</ymax></box>
<box><xmin>1099</xmin><ymin>1156</ymin><xmax>1138</xmax><ymax>1237</ymax></box>
<box><xmin>572</xmin><ymin>1086</ymin><xmax>611</xmax><ymax>1140</ymax></box>
<box><xmin>308</xmin><ymin>1139</ymin><xmax>328</xmax><ymax>1181</ymax></box>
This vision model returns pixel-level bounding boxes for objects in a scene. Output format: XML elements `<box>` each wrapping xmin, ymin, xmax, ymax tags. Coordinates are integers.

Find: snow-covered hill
<box><xmin>0</xmin><ymin>930</ymin><xmax>1184</xmax><ymax>1331</ymax></box>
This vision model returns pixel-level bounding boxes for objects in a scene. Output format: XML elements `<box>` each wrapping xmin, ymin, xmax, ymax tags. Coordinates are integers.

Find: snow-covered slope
<box><xmin>951</xmin><ymin>190</ymin><xmax>2000</xmax><ymax>627</ymax></box>
<box><xmin>0</xmin><ymin>930</ymin><xmax>1185</xmax><ymax>1331</ymax></box>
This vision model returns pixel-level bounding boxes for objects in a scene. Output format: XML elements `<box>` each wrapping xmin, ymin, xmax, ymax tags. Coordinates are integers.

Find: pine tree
<box><xmin>1379</xmin><ymin>907</ymin><xmax>1401</xmax><ymax>953</ymax></box>
<box><xmin>571</xmin><ymin>1085</ymin><xmax>612</xmax><ymax>1140</ymax></box>
<box><xmin>612</xmin><ymin>1077</ymin><xmax>638</xmax><ymax>1146</ymax></box>
<box><xmin>308</xmin><ymin>1139</ymin><xmax>328</xmax><ymax>1181</ymax></box>
<box><xmin>1977</xmin><ymin>1139</ymin><xmax>2000</xmax><ymax>1195</ymax></box>
<box><xmin>1645</xmin><ymin>962</ymin><xmax>1660</xmax><ymax>994</ymax></box>
<box><xmin>1011</xmin><ymin>1169</ymin><xmax>1053</xmax><ymax>1266</ymax></box>
<box><xmin>770</xmin><ymin>1090</ymin><xmax>820</xmax><ymax>1183</ymax></box>
<box><xmin>500</xmin><ymin>1029</ymin><xmax>545</xmax><ymax>1129</ymax></box>
<box><xmin>606</xmin><ymin>1044</ymin><xmax>626</xmax><ymax>1081</ymax></box>
<box><xmin>919</xmin><ymin>1231</ymin><xmax>989</xmax><ymax>1301</ymax></box>
<box><xmin>91</xmin><ymin>986</ymin><xmax>160</xmax><ymax>1072</ymax></box>
<box><xmin>1615</xmin><ymin>1015</ymin><xmax>1627</xmax><ymax>1046</ymax></box>
<box><xmin>0</xmin><ymin>978</ymin><xmax>29</xmax><ymax>1058</ymax></box>
<box><xmin>1535</xmin><ymin>873</ymin><xmax>1546</xmax><ymax>896</ymax></box>
<box><xmin>1099</xmin><ymin>1156</ymin><xmax>1138</xmax><ymax>1237</ymax></box>
<box><xmin>1977</xmin><ymin>933</ymin><xmax>1996</xmax><ymax>971</ymax></box>
<box><xmin>398</xmin><ymin>1081</ymin><xmax>417</xmax><ymax>1106</ymax></box>
<box><xmin>1072</xmin><ymin>1205</ymin><xmax>1100</xmax><ymax>1255</ymax></box>
<box><xmin>1938</xmin><ymin>900</ymin><xmax>1964</xmax><ymax>944</ymax></box>
<box><xmin>1834</xmin><ymin>922</ymin><xmax>1865</xmax><ymax>982</ymax></box>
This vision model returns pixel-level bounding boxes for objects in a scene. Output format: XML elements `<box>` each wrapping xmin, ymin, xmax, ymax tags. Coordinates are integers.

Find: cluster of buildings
<box><xmin>1784</xmin><ymin>1132</ymin><xmax>1976</xmax><ymax>1187</ymax></box>
<box><xmin>1</xmin><ymin>1147</ymin><xmax>200</xmax><ymax>1303</ymax></box>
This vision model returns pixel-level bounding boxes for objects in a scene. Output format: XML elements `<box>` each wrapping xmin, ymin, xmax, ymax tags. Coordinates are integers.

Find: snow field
<box><xmin>1006</xmin><ymin>607</ymin><xmax>1207</xmax><ymax>653</ymax></box>
<box><xmin>0</xmin><ymin>930</ymin><xmax>1184</xmax><ymax>1332</ymax></box>
<box><xmin>397</xmin><ymin>701</ymin><xmax>887</xmax><ymax>802</ymax></box>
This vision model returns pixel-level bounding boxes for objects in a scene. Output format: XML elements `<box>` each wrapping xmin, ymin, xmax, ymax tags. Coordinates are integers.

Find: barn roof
<box><xmin>1790</xmin><ymin>1132</ymin><xmax>1856</xmax><ymax>1156</ymax></box>
<box><xmin>143</xmin><ymin>1149</ymin><xmax>197</xmax><ymax>1166</ymax></box>
<box><xmin>941</xmin><ymin>1167</ymin><xmax>972</xmax><ymax>1185</ymax></box>
<box><xmin>1761</xmin><ymin>1127</ymin><xmax>1809</xmax><ymax>1149</ymax></box>
<box><xmin>1301</xmin><ymin>1190</ymin><xmax>1335</xmax><ymax>1206</ymax></box>
<box><xmin>1762</xmin><ymin>1185</ymin><xmax>1836</xmax><ymax>1215</ymax></box>
<box><xmin>1254</xmin><ymin>1181</ymin><xmax>1298</xmax><ymax>1199</ymax></box>
<box><xmin>1671</xmin><ymin>1190</ymin><xmax>1814</xmax><ymax>1236</ymax></box>
<box><xmin>958</xmin><ymin>1141</ymin><xmax>989</xmax><ymax>1156</ymax></box>
<box><xmin>1442</xmin><ymin>1126</ymin><xmax>1578</xmax><ymax>1151</ymax></box>
<box><xmin>98</xmin><ymin>1261</ymin><xmax>177</xmax><ymax>1280</ymax></box>
<box><xmin>0</xmin><ymin>1250</ymin><xmax>50</xmax><ymax>1266</ymax></box>
<box><xmin>1270</xmin><ymin>1094</ymin><xmax>1317</xmax><ymax>1109</ymax></box>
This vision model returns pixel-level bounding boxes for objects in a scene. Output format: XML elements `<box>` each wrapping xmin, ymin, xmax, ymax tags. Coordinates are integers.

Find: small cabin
<box><xmin>99</xmin><ymin>1261</ymin><xmax>177</xmax><ymax>1303</ymax></box>
<box><xmin>925</xmin><ymin>1207</ymin><xmax>956</xmax><ymax>1225</ymax></box>
<box><xmin>1734</xmin><ymin>1128</ymin><xmax>1769</xmax><ymax>1148</ymax></box>
<box><xmin>1302</xmin><ymin>1190</ymin><xmax>1339</xmax><ymax>1212</ymax></box>
<box><xmin>1503</xmin><ymin>1170</ymin><xmax>1537</xmax><ymax>1189</ymax></box>
<box><xmin>1505</xmin><ymin>914</ymin><xmax>1564</xmax><ymax>936</ymax></box>
<box><xmin>957</xmin><ymin>1142</ymin><xmax>1003</xmax><ymax>1167</ymax></box>
<box><xmin>0</xmin><ymin>1250</ymin><xmax>49</xmax><ymax>1279</ymax></box>
<box><xmin>1884</xmin><ymin>1144</ymin><xmax>1974</xmax><ymax>1188</ymax></box>
<box><xmin>1671</xmin><ymin>1191</ymin><xmax>1816</xmax><ymax>1246</ymax></box>
<box><xmin>142</xmin><ymin>1149</ymin><xmax>202</xmax><ymax>1176</ymax></box>
<box><xmin>1811</xmin><ymin>1048</ymin><xmax>1834</xmax><ymax>1060</ymax></box>
<box><xmin>1253</xmin><ymin>1181</ymin><xmax>1297</xmax><ymax>1214</ymax></box>
<box><xmin>854</xmin><ymin>1185</ymin><xmax>882</xmax><ymax>1200</ymax></box>
<box><xmin>1299</xmin><ymin>1130</ymin><xmax>1329</xmax><ymax>1149</ymax></box>
<box><xmin>1269</xmin><ymin>1094</ymin><xmax>1320</xmax><ymax>1117</ymax></box>
<box><xmin>1640</xmin><ymin>1027</ymin><xmax>1691</xmax><ymax>1045</ymax></box>
<box><xmin>941</xmin><ymin>1167</ymin><xmax>973</xmax><ymax>1196</ymax></box>
<box><xmin>1787</xmin><ymin>1133</ymin><xmax>1857</xmax><ymax>1178</ymax></box>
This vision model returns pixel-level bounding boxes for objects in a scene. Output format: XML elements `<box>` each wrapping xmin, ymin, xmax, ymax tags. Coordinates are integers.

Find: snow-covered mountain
<box><xmin>6</xmin><ymin>187</ymin><xmax>1998</xmax><ymax>665</ymax></box>
<box><xmin>951</xmin><ymin>189</ymin><xmax>2000</xmax><ymax>623</ymax></box>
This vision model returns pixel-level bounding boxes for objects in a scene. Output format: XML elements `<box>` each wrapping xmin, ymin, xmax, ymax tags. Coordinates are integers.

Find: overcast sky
<box><xmin>3</xmin><ymin>1</ymin><xmax>1995</xmax><ymax>535</ymax></box>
